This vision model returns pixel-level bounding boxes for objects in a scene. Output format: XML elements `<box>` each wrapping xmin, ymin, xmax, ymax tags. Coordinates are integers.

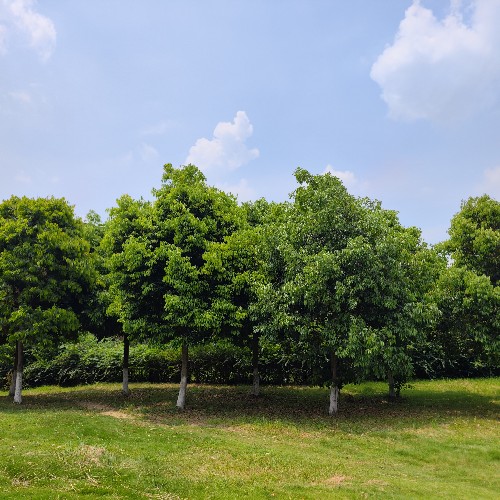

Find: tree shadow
<box><xmin>0</xmin><ymin>381</ymin><xmax>498</xmax><ymax>433</ymax></box>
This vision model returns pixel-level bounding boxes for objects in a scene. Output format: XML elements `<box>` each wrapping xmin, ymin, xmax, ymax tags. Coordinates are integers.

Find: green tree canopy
<box><xmin>425</xmin><ymin>265</ymin><xmax>500</xmax><ymax>377</ymax></box>
<box><xmin>260</xmin><ymin>169</ymin><xmax>439</xmax><ymax>413</ymax></box>
<box><xmin>0</xmin><ymin>196</ymin><xmax>94</xmax><ymax>402</ymax></box>
<box><xmin>202</xmin><ymin>199</ymin><xmax>291</xmax><ymax>395</ymax></box>
<box><xmin>445</xmin><ymin>195</ymin><xmax>500</xmax><ymax>285</ymax></box>
<box><xmin>103</xmin><ymin>164</ymin><xmax>244</xmax><ymax>408</ymax></box>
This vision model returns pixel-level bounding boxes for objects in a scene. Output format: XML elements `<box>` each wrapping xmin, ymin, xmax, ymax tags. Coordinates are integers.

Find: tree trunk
<box><xmin>9</xmin><ymin>342</ymin><xmax>19</xmax><ymax>397</ymax></box>
<box><xmin>251</xmin><ymin>330</ymin><xmax>260</xmax><ymax>397</ymax></box>
<box><xmin>329</xmin><ymin>385</ymin><xmax>339</xmax><ymax>416</ymax></box>
<box><xmin>13</xmin><ymin>340</ymin><xmax>23</xmax><ymax>404</ymax></box>
<box><xmin>329</xmin><ymin>351</ymin><xmax>339</xmax><ymax>416</ymax></box>
<box><xmin>176</xmin><ymin>342</ymin><xmax>188</xmax><ymax>410</ymax></box>
<box><xmin>388</xmin><ymin>371</ymin><xmax>396</xmax><ymax>400</ymax></box>
<box><xmin>122</xmin><ymin>332</ymin><xmax>130</xmax><ymax>396</ymax></box>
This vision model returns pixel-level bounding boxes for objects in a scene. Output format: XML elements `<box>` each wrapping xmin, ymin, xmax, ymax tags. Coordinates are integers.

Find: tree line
<box><xmin>1</xmin><ymin>165</ymin><xmax>498</xmax><ymax>414</ymax></box>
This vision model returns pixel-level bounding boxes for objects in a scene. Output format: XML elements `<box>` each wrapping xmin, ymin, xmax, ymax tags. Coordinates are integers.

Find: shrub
<box><xmin>3</xmin><ymin>334</ymin><xmax>332</xmax><ymax>389</ymax></box>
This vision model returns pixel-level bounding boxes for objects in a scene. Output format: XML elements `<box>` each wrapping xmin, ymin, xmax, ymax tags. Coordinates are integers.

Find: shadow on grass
<box><xmin>0</xmin><ymin>380</ymin><xmax>498</xmax><ymax>432</ymax></box>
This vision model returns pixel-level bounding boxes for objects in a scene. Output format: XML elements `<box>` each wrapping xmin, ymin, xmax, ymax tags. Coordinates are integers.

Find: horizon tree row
<box><xmin>1</xmin><ymin>164</ymin><xmax>498</xmax><ymax>413</ymax></box>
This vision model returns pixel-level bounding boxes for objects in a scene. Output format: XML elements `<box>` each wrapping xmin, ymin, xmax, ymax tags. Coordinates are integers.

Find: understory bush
<box><xmin>3</xmin><ymin>332</ymin><xmax>497</xmax><ymax>390</ymax></box>
<box><xmin>21</xmin><ymin>334</ymin><xmax>188</xmax><ymax>388</ymax></box>
<box><xmin>1</xmin><ymin>334</ymin><xmax>315</xmax><ymax>389</ymax></box>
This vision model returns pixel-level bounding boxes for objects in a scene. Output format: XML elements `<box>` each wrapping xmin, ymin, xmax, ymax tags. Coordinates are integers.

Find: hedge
<box><xmin>0</xmin><ymin>334</ymin><xmax>315</xmax><ymax>389</ymax></box>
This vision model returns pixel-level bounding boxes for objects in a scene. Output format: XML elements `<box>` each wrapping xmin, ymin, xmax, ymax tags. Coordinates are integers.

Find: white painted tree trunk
<box><xmin>252</xmin><ymin>367</ymin><xmax>260</xmax><ymax>397</ymax></box>
<box><xmin>122</xmin><ymin>332</ymin><xmax>130</xmax><ymax>396</ymax></box>
<box><xmin>329</xmin><ymin>385</ymin><xmax>339</xmax><ymax>416</ymax></box>
<box><xmin>329</xmin><ymin>351</ymin><xmax>339</xmax><ymax>416</ymax></box>
<box><xmin>13</xmin><ymin>371</ymin><xmax>23</xmax><ymax>404</ymax></box>
<box><xmin>13</xmin><ymin>341</ymin><xmax>23</xmax><ymax>404</ymax></box>
<box><xmin>177</xmin><ymin>376</ymin><xmax>187</xmax><ymax>409</ymax></box>
<box><xmin>176</xmin><ymin>343</ymin><xmax>188</xmax><ymax>410</ymax></box>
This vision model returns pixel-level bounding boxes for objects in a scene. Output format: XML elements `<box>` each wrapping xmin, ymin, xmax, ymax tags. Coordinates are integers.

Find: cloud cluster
<box><xmin>323</xmin><ymin>165</ymin><xmax>358</xmax><ymax>188</ymax></box>
<box><xmin>371</xmin><ymin>0</ymin><xmax>500</xmax><ymax>122</ymax></box>
<box><xmin>0</xmin><ymin>0</ymin><xmax>56</xmax><ymax>61</ymax></box>
<box><xmin>216</xmin><ymin>178</ymin><xmax>255</xmax><ymax>202</ymax></box>
<box><xmin>139</xmin><ymin>143</ymin><xmax>159</xmax><ymax>163</ymax></box>
<box><xmin>186</xmin><ymin>111</ymin><xmax>259</xmax><ymax>175</ymax></box>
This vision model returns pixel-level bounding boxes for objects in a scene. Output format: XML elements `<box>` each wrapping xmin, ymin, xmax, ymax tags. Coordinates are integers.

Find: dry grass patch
<box><xmin>323</xmin><ymin>474</ymin><xmax>350</xmax><ymax>486</ymax></box>
<box><xmin>11</xmin><ymin>477</ymin><xmax>30</xmax><ymax>488</ymax></box>
<box><xmin>75</xmin><ymin>444</ymin><xmax>106</xmax><ymax>466</ymax></box>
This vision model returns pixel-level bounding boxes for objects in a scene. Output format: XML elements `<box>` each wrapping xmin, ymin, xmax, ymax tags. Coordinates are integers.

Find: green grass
<box><xmin>0</xmin><ymin>378</ymin><xmax>498</xmax><ymax>499</ymax></box>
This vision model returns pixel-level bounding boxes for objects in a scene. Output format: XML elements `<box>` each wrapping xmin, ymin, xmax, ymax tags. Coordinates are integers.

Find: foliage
<box><xmin>100</xmin><ymin>195</ymin><xmax>152</xmax><ymax>341</ymax></box>
<box><xmin>258</xmin><ymin>168</ymin><xmax>435</xmax><ymax>399</ymax></box>
<box><xmin>79</xmin><ymin>210</ymin><xmax>120</xmax><ymax>339</ymax></box>
<box><xmin>416</xmin><ymin>194</ymin><xmax>500</xmax><ymax>378</ymax></box>
<box><xmin>357</xmin><ymin>220</ymin><xmax>444</xmax><ymax>389</ymax></box>
<box><xmin>103</xmin><ymin>165</ymin><xmax>243</xmax><ymax>348</ymax></box>
<box><xmin>202</xmin><ymin>198</ymin><xmax>292</xmax><ymax>396</ymax></box>
<box><xmin>0</xmin><ymin>334</ymin><xmax>329</xmax><ymax>389</ymax></box>
<box><xmin>2</xmin><ymin>170</ymin><xmax>498</xmax><ymax>402</ymax></box>
<box><xmin>418</xmin><ymin>266</ymin><xmax>500</xmax><ymax>377</ymax></box>
<box><xmin>0</xmin><ymin>196</ymin><xmax>94</xmax><ymax>350</ymax></box>
<box><xmin>444</xmin><ymin>194</ymin><xmax>500</xmax><ymax>285</ymax></box>
<box><xmin>21</xmin><ymin>334</ymin><xmax>175</xmax><ymax>387</ymax></box>
<box><xmin>154</xmin><ymin>164</ymin><xmax>244</xmax><ymax>345</ymax></box>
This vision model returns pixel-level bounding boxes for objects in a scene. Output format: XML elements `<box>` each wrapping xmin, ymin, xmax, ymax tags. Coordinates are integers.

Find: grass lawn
<box><xmin>0</xmin><ymin>378</ymin><xmax>498</xmax><ymax>499</ymax></box>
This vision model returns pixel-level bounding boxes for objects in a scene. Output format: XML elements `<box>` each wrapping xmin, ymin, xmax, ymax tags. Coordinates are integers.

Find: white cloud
<box><xmin>477</xmin><ymin>165</ymin><xmax>500</xmax><ymax>198</ymax></box>
<box><xmin>323</xmin><ymin>165</ymin><xmax>358</xmax><ymax>188</ymax></box>
<box><xmin>0</xmin><ymin>0</ymin><xmax>56</xmax><ymax>61</ymax></box>
<box><xmin>216</xmin><ymin>178</ymin><xmax>256</xmax><ymax>202</ymax></box>
<box><xmin>371</xmin><ymin>0</ymin><xmax>500</xmax><ymax>122</ymax></box>
<box><xmin>140</xmin><ymin>143</ymin><xmax>159</xmax><ymax>163</ymax></box>
<box><xmin>186</xmin><ymin>111</ymin><xmax>259</xmax><ymax>175</ymax></box>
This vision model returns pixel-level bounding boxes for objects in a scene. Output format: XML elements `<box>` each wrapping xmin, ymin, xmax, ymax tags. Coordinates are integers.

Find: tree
<box><xmin>425</xmin><ymin>266</ymin><xmax>499</xmax><ymax>377</ymax></box>
<box><xmin>202</xmin><ymin>199</ymin><xmax>286</xmax><ymax>396</ymax></box>
<box><xmin>445</xmin><ymin>195</ymin><xmax>500</xmax><ymax>285</ymax></box>
<box><xmin>81</xmin><ymin>211</ymin><xmax>116</xmax><ymax>340</ymax></box>
<box><xmin>0</xmin><ymin>196</ymin><xmax>93</xmax><ymax>403</ymax></box>
<box><xmin>156</xmin><ymin>165</ymin><xmax>243</xmax><ymax>408</ymax></box>
<box><xmin>105</xmin><ymin>165</ymin><xmax>243</xmax><ymax>409</ymax></box>
<box><xmin>354</xmin><ymin>218</ymin><xmax>443</xmax><ymax>397</ymax></box>
<box><xmin>260</xmin><ymin>169</ymin><xmax>372</xmax><ymax>415</ymax></box>
<box><xmin>419</xmin><ymin>194</ymin><xmax>500</xmax><ymax>378</ymax></box>
<box><xmin>262</xmin><ymin>169</ymin><xmax>435</xmax><ymax>414</ymax></box>
<box><xmin>101</xmin><ymin>195</ymin><xmax>151</xmax><ymax>396</ymax></box>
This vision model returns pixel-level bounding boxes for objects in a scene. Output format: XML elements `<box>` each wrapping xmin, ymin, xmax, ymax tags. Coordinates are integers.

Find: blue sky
<box><xmin>1</xmin><ymin>0</ymin><xmax>500</xmax><ymax>244</ymax></box>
